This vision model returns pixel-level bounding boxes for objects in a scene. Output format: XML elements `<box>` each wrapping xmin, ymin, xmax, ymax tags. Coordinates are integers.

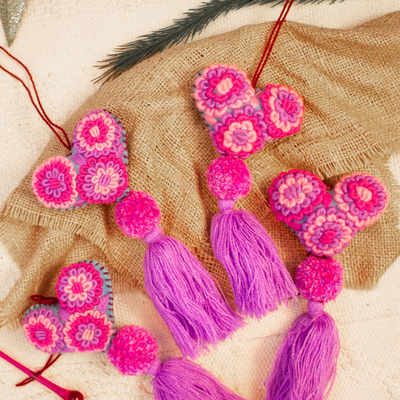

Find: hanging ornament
<box><xmin>192</xmin><ymin>0</ymin><xmax>300</xmax><ymax>319</ymax></box>
<box><xmin>0</xmin><ymin>0</ymin><xmax>27</xmax><ymax>46</ymax></box>
<box><xmin>18</xmin><ymin>260</ymin><xmax>245</xmax><ymax>400</ymax></box>
<box><xmin>0</xmin><ymin>46</ymin><xmax>244</xmax><ymax>360</ymax></box>
<box><xmin>266</xmin><ymin>170</ymin><xmax>390</xmax><ymax>399</ymax></box>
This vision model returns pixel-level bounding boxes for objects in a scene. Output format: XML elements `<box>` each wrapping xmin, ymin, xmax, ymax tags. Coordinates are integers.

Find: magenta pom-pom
<box><xmin>207</xmin><ymin>157</ymin><xmax>252</xmax><ymax>201</ymax></box>
<box><xmin>296</xmin><ymin>255</ymin><xmax>344</xmax><ymax>303</ymax></box>
<box><xmin>115</xmin><ymin>191</ymin><xmax>161</xmax><ymax>239</ymax></box>
<box><xmin>107</xmin><ymin>325</ymin><xmax>158</xmax><ymax>376</ymax></box>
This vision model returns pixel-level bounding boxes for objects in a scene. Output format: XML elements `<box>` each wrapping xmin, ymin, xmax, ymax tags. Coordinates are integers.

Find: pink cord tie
<box><xmin>146</xmin><ymin>358</ymin><xmax>162</xmax><ymax>376</ymax></box>
<box><xmin>218</xmin><ymin>199</ymin><xmax>235</xmax><ymax>214</ymax></box>
<box><xmin>143</xmin><ymin>227</ymin><xmax>164</xmax><ymax>245</ymax></box>
<box><xmin>307</xmin><ymin>300</ymin><xmax>325</xmax><ymax>318</ymax></box>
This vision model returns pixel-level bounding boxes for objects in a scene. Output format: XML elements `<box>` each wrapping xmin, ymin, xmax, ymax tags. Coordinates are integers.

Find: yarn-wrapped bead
<box><xmin>296</xmin><ymin>255</ymin><xmax>343</xmax><ymax>303</ymax></box>
<box><xmin>107</xmin><ymin>325</ymin><xmax>158</xmax><ymax>376</ymax></box>
<box><xmin>115</xmin><ymin>191</ymin><xmax>161</xmax><ymax>239</ymax></box>
<box><xmin>207</xmin><ymin>157</ymin><xmax>252</xmax><ymax>201</ymax></box>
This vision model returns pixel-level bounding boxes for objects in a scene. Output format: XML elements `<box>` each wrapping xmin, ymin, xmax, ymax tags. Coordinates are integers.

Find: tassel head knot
<box><xmin>143</xmin><ymin>227</ymin><xmax>164</xmax><ymax>245</ymax></box>
<box><xmin>218</xmin><ymin>199</ymin><xmax>235</xmax><ymax>214</ymax></box>
<box><xmin>307</xmin><ymin>300</ymin><xmax>325</xmax><ymax>318</ymax></box>
<box><xmin>147</xmin><ymin>358</ymin><xmax>162</xmax><ymax>376</ymax></box>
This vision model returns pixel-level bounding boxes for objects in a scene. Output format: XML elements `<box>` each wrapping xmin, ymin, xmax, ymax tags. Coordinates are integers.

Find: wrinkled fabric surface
<box><xmin>0</xmin><ymin>1</ymin><xmax>399</xmax><ymax>399</ymax></box>
<box><xmin>1</xmin><ymin>10</ymin><xmax>400</xmax><ymax>326</ymax></box>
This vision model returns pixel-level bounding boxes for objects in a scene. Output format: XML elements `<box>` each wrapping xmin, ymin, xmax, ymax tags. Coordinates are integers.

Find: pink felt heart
<box><xmin>22</xmin><ymin>260</ymin><xmax>115</xmax><ymax>354</ymax></box>
<box><xmin>193</xmin><ymin>64</ymin><xmax>304</xmax><ymax>159</ymax></box>
<box><xmin>31</xmin><ymin>110</ymin><xmax>130</xmax><ymax>210</ymax></box>
<box><xmin>269</xmin><ymin>170</ymin><xmax>390</xmax><ymax>257</ymax></box>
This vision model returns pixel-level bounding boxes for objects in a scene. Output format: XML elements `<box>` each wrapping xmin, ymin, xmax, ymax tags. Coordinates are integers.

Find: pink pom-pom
<box><xmin>296</xmin><ymin>256</ymin><xmax>343</xmax><ymax>303</ymax></box>
<box><xmin>107</xmin><ymin>325</ymin><xmax>158</xmax><ymax>376</ymax></box>
<box><xmin>207</xmin><ymin>157</ymin><xmax>252</xmax><ymax>201</ymax></box>
<box><xmin>115</xmin><ymin>191</ymin><xmax>161</xmax><ymax>239</ymax></box>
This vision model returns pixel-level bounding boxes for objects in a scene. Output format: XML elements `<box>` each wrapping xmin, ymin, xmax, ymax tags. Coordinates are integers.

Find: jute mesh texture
<box><xmin>1</xmin><ymin>12</ymin><xmax>400</xmax><ymax>326</ymax></box>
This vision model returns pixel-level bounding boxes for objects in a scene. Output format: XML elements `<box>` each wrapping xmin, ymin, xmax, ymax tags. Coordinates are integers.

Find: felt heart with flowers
<box><xmin>268</xmin><ymin>170</ymin><xmax>390</xmax><ymax>257</ymax></box>
<box><xmin>193</xmin><ymin>64</ymin><xmax>304</xmax><ymax>159</ymax></box>
<box><xmin>22</xmin><ymin>260</ymin><xmax>115</xmax><ymax>354</ymax></box>
<box><xmin>31</xmin><ymin>110</ymin><xmax>130</xmax><ymax>210</ymax></box>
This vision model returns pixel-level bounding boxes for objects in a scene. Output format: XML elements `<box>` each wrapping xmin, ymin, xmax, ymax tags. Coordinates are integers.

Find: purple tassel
<box><xmin>211</xmin><ymin>201</ymin><xmax>298</xmax><ymax>319</ymax></box>
<box><xmin>143</xmin><ymin>227</ymin><xmax>245</xmax><ymax>359</ymax></box>
<box><xmin>149</xmin><ymin>357</ymin><xmax>246</xmax><ymax>400</ymax></box>
<box><xmin>265</xmin><ymin>300</ymin><xmax>340</xmax><ymax>400</ymax></box>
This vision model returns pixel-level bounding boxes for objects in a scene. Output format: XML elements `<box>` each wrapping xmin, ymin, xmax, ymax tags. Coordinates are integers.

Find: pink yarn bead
<box><xmin>207</xmin><ymin>157</ymin><xmax>252</xmax><ymax>200</ymax></box>
<box><xmin>114</xmin><ymin>191</ymin><xmax>161</xmax><ymax>239</ymax></box>
<box><xmin>296</xmin><ymin>256</ymin><xmax>343</xmax><ymax>303</ymax></box>
<box><xmin>107</xmin><ymin>325</ymin><xmax>158</xmax><ymax>376</ymax></box>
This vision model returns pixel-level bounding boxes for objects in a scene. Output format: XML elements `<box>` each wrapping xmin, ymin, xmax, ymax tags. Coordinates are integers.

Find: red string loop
<box><xmin>30</xmin><ymin>295</ymin><xmax>59</xmax><ymax>305</ymax></box>
<box><xmin>252</xmin><ymin>0</ymin><xmax>295</xmax><ymax>88</ymax></box>
<box><xmin>0</xmin><ymin>47</ymin><xmax>72</xmax><ymax>151</ymax></box>
<box><xmin>15</xmin><ymin>354</ymin><xmax>62</xmax><ymax>387</ymax></box>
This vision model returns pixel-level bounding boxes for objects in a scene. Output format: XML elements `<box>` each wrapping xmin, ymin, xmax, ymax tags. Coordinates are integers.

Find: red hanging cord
<box><xmin>30</xmin><ymin>295</ymin><xmax>59</xmax><ymax>305</ymax></box>
<box><xmin>15</xmin><ymin>354</ymin><xmax>62</xmax><ymax>387</ymax></box>
<box><xmin>252</xmin><ymin>0</ymin><xmax>295</xmax><ymax>88</ymax></box>
<box><xmin>0</xmin><ymin>47</ymin><xmax>72</xmax><ymax>151</ymax></box>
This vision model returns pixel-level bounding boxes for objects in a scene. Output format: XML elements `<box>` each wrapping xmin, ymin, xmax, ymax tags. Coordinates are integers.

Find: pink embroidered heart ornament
<box><xmin>31</xmin><ymin>110</ymin><xmax>130</xmax><ymax>210</ymax></box>
<box><xmin>268</xmin><ymin>170</ymin><xmax>390</xmax><ymax>257</ymax></box>
<box><xmin>22</xmin><ymin>260</ymin><xmax>115</xmax><ymax>354</ymax></box>
<box><xmin>193</xmin><ymin>64</ymin><xmax>304</xmax><ymax>159</ymax></box>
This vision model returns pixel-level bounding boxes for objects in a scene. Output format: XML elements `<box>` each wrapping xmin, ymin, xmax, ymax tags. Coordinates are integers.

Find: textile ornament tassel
<box><xmin>21</xmin><ymin>261</ymin><xmax>245</xmax><ymax>400</ymax></box>
<box><xmin>192</xmin><ymin>1</ymin><xmax>299</xmax><ymax>318</ymax></box>
<box><xmin>114</xmin><ymin>191</ymin><xmax>244</xmax><ymax>359</ymax></box>
<box><xmin>266</xmin><ymin>170</ymin><xmax>390</xmax><ymax>399</ymax></box>
<box><xmin>193</xmin><ymin>62</ymin><xmax>303</xmax><ymax>318</ymax></box>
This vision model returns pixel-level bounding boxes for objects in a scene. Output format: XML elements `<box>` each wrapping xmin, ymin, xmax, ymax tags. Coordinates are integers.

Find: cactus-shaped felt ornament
<box><xmin>266</xmin><ymin>170</ymin><xmax>390</xmax><ymax>400</ymax></box>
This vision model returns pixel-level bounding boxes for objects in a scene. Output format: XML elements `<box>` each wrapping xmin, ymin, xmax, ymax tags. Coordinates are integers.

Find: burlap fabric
<box><xmin>1</xmin><ymin>12</ymin><xmax>400</xmax><ymax>326</ymax></box>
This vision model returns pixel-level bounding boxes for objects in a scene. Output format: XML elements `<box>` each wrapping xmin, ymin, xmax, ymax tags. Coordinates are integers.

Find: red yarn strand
<box><xmin>252</xmin><ymin>0</ymin><xmax>295</xmax><ymax>88</ymax></box>
<box><xmin>15</xmin><ymin>354</ymin><xmax>62</xmax><ymax>387</ymax></box>
<box><xmin>30</xmin><ymin>295</ymin><xmax>59</xmax><ymax>305</ymax></box>
<box><xmin>0</xmin><ymin>47</ymin><xmax>71</xmax><ymax>150</ymax></box>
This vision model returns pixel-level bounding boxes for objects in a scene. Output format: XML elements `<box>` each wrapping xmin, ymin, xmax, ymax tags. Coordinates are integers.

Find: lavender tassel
<box><xmin>211</xmin><ymin>201</ymin><xmax>298</xmax><ymax>319</ymax></box>
<box><xmin>265</xmin><ymin>300</ymin><xmax>340</xmax><ymax>400</ymax></box>
<box><xmin>143</xmin><ymin>227</ymin><xmax>244</xmax><ymax>359</ymax></box>
<box><xmin>149</xmin><ymin>357</ymin><xmax>246</xmax><ymax>400</ymax></box>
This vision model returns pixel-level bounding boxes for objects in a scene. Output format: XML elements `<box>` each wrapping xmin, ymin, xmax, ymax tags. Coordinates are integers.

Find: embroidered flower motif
<box><xmin>210</xmin><ymin>105</ymin><xmax>267</xmax><ymax>159</ymax></box>
<box><xmin>298</xmin><ymin>207</ymin><xmax>356</xmax><ymax>257</ymax></box>
<box><xmin>56</xmin><ymin>262</ymin><xmax>103</xmax><ymax>314</ymax></box>
<box><xmin>259</xmin><ymin>84</ymin><xmax>304</xmax><ymax>139</ymax></box>
<box><xmin>31</xmin><ymin>156</ymin><xmax>78</xmax><ymax>209</ymax></box>
<box><xmin>269</xmin><ymin>169</ymin><xmax>332</xmax><ymax>230</ymax></box>
<box><xmin>193</xmin><ymin>64</ymin><xmax>256</xmax><ymax>125</ymax></box>
<box><xmin>23</xmin><ymin>308</ymin><xmax>64</xmax><ymax>353</ymax></box>
<box><xmin>73</xmin><ymin>110</ymin><xmax>122</xmax><ymax>158</ymax></box>
<box><xmin>63</xmin><ymin>310</ymin><xmax>113</xmax><ymax>352</ymax></box>
<box><xmin>334</xmin><ymin>173</ymin><xmax>389</xmax><ymax>230</ymax></box>
<box><xmin>77</xmin><ymin>154</ymin><xmax>129</xmax><ymax>204</ymax></box>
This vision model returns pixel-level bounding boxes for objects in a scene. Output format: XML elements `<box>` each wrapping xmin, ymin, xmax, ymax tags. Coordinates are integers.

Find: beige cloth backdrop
<box><xmin>3</xmin><ymin>0</ymin><xmax>398</xmax><ymax>398</ymax></box>
<box><xmin>1</xmin><ymin>11</ymin><xmax>400</xmax><ymax>327</ymax></box>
